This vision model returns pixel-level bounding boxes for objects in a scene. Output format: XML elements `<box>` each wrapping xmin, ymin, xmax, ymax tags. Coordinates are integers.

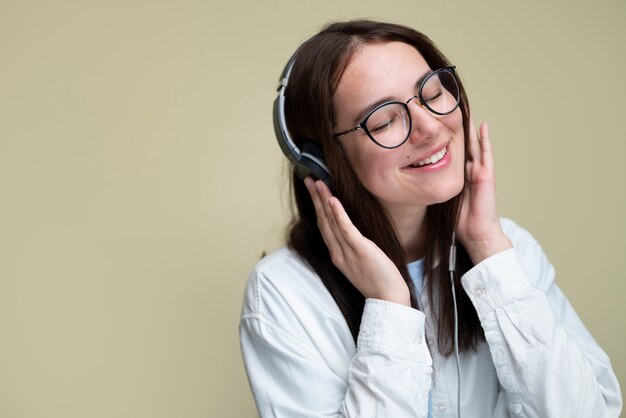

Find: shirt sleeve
<box><xmin>461</xmin><ymin>223</ymin><xmax>622</xmax><ymax>417</ymax></box>
<box><xmin>240</xmin><ymin>270</ymin><xmax>433</xmax><ymax>418</ymax></box>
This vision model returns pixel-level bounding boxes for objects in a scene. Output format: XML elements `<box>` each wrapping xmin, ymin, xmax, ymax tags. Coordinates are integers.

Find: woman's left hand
<box><xmin>456</xmin><ymin>119</ymin><xmax>512</xmax><ymax>264</ymax></box>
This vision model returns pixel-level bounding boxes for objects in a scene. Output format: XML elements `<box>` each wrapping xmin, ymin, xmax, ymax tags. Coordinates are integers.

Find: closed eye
<box><xmin>369</xmin><ymin>115</ymin><xmax>398</xmax><ymax>133</ymax></box>
<box><xmin>423</xmin><ymin>90</ymin><xmax>443</xmax><ymax>102</ymax></box>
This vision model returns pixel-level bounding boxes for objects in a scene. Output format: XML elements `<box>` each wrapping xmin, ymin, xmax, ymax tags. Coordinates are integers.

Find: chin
<box><xmin>429</xmin><ymin>178</ymin><xmax>464</xmax><ymax>205</ymax></box>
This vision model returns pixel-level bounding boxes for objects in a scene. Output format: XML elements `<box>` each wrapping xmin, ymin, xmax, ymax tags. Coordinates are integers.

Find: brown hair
<box><xmin>284</xmin><ymin>20</ymin><xmax>482</xmax><ymax>356</ymax></box>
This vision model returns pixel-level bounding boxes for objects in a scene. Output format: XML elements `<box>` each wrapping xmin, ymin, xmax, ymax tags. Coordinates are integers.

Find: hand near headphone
<box><xmin>304</xmin><ymin>177</ymin><xmax>411</xmax><ymax>307</ymax></box>
<box><xmin>456</xmin><ymin>120</ymin><xmax>512</xmax><ymax>264</ymax></box>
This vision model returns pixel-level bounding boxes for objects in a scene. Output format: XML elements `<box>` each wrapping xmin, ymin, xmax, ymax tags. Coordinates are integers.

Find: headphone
<box><xmin>272</xmin><ymin>51</ymin><xmax>331</xmax><ymax>188</ymax></box>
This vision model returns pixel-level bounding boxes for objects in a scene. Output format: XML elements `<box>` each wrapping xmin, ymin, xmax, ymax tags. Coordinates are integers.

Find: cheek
<box><xmin>353</xmin><ymin>152</ymin><xmax>385</xmax><ymax>185</ymax></box>
<box><xmin>446</xmin><ymin>107</ymin><xmax>464</xmax><ymax>136</ymax></box>
<box><xmin>343</xmin><ymin>144</ymin><xmax>395</xmax><ymax>189</ymax></box>
<box><xmin>443</xmin><ymin>110</ymin><xmax>466</xmax><ymax>193</ymax></box>
<box><xmin>447</xmin><ymin>109</ymin><xmax>466</xmax><ymax>162</ymax></box>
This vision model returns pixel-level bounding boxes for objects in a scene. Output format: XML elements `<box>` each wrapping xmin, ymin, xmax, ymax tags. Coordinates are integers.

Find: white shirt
<box><xmin>239</xmin><ymin>218</ymin><xmax>622</xmax><ymax>417</ymax></box>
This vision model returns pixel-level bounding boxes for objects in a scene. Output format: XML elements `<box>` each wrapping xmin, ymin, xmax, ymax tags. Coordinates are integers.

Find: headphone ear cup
<box><xmin>296</xmin><ymin>142</ymin><xmax>331</xmax><ymax>188</ymax></box>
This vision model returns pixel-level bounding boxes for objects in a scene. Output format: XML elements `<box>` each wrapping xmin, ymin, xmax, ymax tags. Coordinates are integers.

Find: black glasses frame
<box><xmin>332</xmin><ymin>66</ymin><xmax>460</xmax><ymax>149</ymax></box>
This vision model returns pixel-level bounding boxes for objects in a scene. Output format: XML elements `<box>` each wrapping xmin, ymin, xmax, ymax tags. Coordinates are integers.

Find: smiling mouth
<box><xmin>408</xmin><ymin>147</ymin><xmax>447</xmax><ymax>168</ymax></box>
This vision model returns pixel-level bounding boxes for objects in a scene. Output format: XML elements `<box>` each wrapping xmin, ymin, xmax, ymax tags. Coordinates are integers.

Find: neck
<box><xmin>386</xmin><ymin>204</ymin><xmax>428</xmax><ymax>263</ymax></box>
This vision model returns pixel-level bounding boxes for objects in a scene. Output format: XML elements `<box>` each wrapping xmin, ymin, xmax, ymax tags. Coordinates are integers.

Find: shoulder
<box><xmin>251</xmin><ymin>246</ymin><xmax>314</xmax><ymax>285</ymax></box>
<box><xmin>241</xmin><ymin>246</ymin><xmax>345</xmax><ymax>329</ymax></box>
<box><xmin>240</xmin><ymin>247</ymin><xmax>355</xmax><ymax>366</ymax></box>
<box><xmin>499</xmin><ymin>217</ymin><xmax>545</xmax><ymax>258</ymax></box>
<box><xmin>242</xmin><ymin>247</ymin><xmax>321</xmax><ymax>312</ymax></box>
<box><xmin>499</xmin><ymin>217</ymin><xmax>555</xmax><ymax>290</ymax></box>
<box><xmin>499</xmin><ymin>217</ymin><xmax>540</xmax><ymax>254</ymax></box>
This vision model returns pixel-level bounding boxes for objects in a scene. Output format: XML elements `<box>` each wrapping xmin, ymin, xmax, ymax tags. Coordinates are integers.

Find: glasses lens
<box><xmin>365</xmin><ymin>103</ymin><xmax>410</xmax><ymax>148</ymax></box>
<box><xmin>421</xmin><ymin>69</ymin><xmax>460</xmax><ymax>115</ymax></box>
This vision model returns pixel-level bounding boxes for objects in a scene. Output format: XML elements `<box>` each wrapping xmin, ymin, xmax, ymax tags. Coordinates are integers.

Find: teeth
<box><xmin>415</xmin><ymin>147</ymin><xmax>447</xmax><ymax>167</ymax></box>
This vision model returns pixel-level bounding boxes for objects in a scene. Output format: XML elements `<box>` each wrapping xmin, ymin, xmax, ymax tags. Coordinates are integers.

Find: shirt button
<box><xmin>437</xmin><ymin>404</ymin><xmax>447</xmax><ymax>412</ymax></box>
<box><xmin>495</xmin><ymin>346</ymin><xmax>504</xmax><ymax>361</ymax></box>
<box><xmin>510</xmin><ymin>400</ymin><xmax>522</xmax><ymax>413</ymax></box>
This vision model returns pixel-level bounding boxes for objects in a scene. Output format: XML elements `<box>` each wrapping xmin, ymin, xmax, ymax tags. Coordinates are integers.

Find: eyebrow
<box><xmin>351</xmin><ymin>70</ymin><xmax>432</xmax><ymax>124</ymax></box>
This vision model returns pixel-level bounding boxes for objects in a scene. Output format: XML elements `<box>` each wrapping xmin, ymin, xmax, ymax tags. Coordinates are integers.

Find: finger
<box><xmin>328</xmin><ymin>196</ymin><xmax>364</xmax><ymax>255</ymax></box>
<box><xmin>314</xmin><ymin>179</ymin><xmax>336</xmax><ymax>223</ymax></box>
<box><xmin>478</xmin><ymin>122</ymin><xmax>494</xmax><ymax>170</ymax></box>
<box><xmin>466</xmin><ymin>115</ymin><xmax>481</xmax><ymax>163</ymax></box>
<box><xmin>304</xmin><ymin>177</ymin><xmax>327</xmax><ymax>225</ymax></box>
<box><xmin>314</xmin><ymin>180</ymin><xmax>354</xmax><ymax>254</ymax></box>
<box><xmin>305</xmin><ymin>177</ymin><xmax>343</xmax><ymax>255</ymax></box>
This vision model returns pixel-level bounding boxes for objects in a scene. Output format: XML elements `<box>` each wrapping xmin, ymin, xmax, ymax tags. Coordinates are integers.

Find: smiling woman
<box><xmin>239</xmin><ymin>20</ymin><xmax>622</xmax><ymax>418</ymax></box>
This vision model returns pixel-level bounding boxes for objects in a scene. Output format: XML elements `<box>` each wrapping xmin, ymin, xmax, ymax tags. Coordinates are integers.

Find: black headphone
<box><xmin>272</xmin><ymin>51</ymin><xmax>331</xmax><ymax>188</ymax></box>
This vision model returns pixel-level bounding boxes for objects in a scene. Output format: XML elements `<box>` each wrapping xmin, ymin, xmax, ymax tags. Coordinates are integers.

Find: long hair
<box><xmin>284</xmin><ymin>20</ymin><xmax>482</xmax><ymax>356</ymax></box>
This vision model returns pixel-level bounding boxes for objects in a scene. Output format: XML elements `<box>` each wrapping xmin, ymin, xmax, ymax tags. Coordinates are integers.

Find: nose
<box><xmin>406</xmin><ymin>96</ymin><xmax>441</xmax><ymax>143</ymax></box>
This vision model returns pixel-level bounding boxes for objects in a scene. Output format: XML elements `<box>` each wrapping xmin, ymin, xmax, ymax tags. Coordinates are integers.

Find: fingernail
<box><xmin>304</xmin><ymin>177</ymin><xmax>313</xmax><ymax>188</ymax></box>
<box><xmin>315</xmin><ymin>180</ymin><xmax>324</xmax><ymax>192</ymax></box>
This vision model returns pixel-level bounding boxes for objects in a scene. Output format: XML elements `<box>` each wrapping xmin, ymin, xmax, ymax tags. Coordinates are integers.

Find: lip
<box><xmin>402</xmin><ymin>143</ymin><xmax>451</xmax><ymax>172</ymax></box>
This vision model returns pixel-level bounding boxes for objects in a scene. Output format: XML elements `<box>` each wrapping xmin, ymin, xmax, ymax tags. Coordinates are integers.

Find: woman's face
<box><xmin>333</xmin><ymin>42</ymin><xmax>465</xmax><ymax>215</ymax></box>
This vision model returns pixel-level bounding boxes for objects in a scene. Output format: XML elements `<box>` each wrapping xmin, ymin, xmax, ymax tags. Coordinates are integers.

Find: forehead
<box><xmin>334</xmin><ymin>42</ymin><xmax>430</xmax><ymax>116</ymax></box>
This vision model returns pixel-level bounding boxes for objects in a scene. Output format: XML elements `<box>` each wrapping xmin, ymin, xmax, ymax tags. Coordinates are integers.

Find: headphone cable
<box><xmin>449</xmin><ymin>232</ymin><xmax>462</xmax><ymax>418</ymax></box>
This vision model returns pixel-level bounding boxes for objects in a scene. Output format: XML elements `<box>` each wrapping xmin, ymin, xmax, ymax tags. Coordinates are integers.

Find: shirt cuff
<box><xmin>357</xmin><ymin>299</ymin><xmax>426</xmax><ymax>360</ymax></box>
<box><xmin>461</xmin><ymin>248</ymin><xmax>534</xmax><ymax>320</ymax></box>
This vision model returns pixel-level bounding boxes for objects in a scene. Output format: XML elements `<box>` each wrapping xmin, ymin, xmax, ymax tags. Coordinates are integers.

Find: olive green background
<box><xmin>0</xmin><ymin>0</ymin><xmax>624</xmax><ymax>416</ymax></box>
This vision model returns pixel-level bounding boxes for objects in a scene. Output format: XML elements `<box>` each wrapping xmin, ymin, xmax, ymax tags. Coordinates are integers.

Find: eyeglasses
<box><xmin>332</xmin><ymin>66</ymin><xmax>461</xmax><ymax>149</ymax></box>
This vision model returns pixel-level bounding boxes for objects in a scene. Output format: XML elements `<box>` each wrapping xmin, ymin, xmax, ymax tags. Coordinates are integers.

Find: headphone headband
<box><xmin>272</xmin><ymin>49</ymin><xmax>330</xmax><ymax>187</ymax></box>
<box><xmin>272</xmin><ymin>54</ymin><xmax>299</xmax><ymax>164</ymax></box>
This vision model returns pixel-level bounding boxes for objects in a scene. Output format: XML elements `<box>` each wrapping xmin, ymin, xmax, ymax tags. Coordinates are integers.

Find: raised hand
<box><xmin>304</xmin><ymin>177</ymin><xmax>411</xmax><ymax>307</ymax></box>
<box><xmin>456</xmin><ymin>119</ymin><xmax>512</xmax><ymax>264</ymax></box>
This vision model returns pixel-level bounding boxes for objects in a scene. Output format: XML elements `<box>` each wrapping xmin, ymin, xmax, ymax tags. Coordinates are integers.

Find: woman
<box><xmin>239</xmin><ymin>20</ymin><xmax>621</xmax><ymax>417</ymax></box>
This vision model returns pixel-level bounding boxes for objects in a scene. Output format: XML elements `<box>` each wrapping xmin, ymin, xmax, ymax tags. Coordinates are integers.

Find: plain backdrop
<box><xmin>0</xmin><ymin>0</ymin><xmax>624</xmax><ymax>416</ymax></box>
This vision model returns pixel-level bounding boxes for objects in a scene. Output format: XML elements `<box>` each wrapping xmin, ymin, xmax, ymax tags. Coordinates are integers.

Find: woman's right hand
<box><xmin>304</xmin><ymin>177</ymin><xmax>411</xmax><ymax>307</ymax></box>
